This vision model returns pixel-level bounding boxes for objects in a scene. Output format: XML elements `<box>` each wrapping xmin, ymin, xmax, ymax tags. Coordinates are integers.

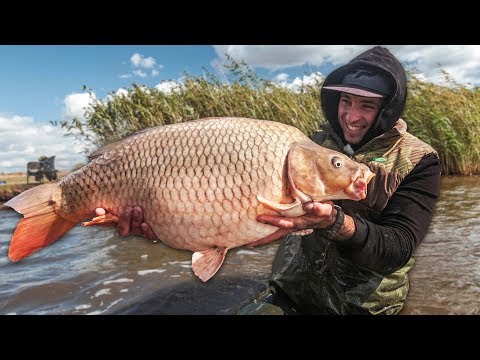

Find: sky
<box><xmin>1</xmin><ymin>45</ymin><xmax>480</xmax><ymax>173</ymax></box>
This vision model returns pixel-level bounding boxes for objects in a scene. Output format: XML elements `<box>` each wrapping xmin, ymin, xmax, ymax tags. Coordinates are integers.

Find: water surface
<box><xmin>0</xmin><ymin>176</ymin><xmax>479</xmax><ymax>315</ymax></box>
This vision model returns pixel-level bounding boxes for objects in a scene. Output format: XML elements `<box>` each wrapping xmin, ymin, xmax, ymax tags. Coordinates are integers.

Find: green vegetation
<box><xmin>59</xmin><ymin>58</ymin><xmax>480</xmax><ymax>175</ymax></box>
<box><xmin>405</xmin><ymin>70</ymin><xmax>480</xmax><ymax>175</ymax></box>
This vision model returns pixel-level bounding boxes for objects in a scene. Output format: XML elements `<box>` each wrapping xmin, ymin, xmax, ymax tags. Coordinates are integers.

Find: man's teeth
<box><xmin>347</xmin><ymin>124</ymin><xmax>363</xmax><ymax>131</ymax></box>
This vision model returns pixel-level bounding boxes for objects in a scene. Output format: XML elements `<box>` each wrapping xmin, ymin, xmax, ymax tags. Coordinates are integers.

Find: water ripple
<box><xmin>1</xmin><ymin>176</ymin><xmax>479</xmax><ymax>314</ymax></box>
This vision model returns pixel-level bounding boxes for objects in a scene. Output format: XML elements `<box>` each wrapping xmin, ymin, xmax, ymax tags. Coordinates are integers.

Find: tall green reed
<box><xmin>405</xmin><ymin>70</ymin><xmax>480</xmax><ymax>175</ymax></box>
<box><xmin>58</xmin><ymin>60</ymin><xmax>480</xmax><ymax>175</ymax></box>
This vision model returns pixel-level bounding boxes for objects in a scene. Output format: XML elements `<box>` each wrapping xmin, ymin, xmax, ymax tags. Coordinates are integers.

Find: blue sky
<box><xmin>0</xmin><ymin>46</ymin><xmax>220</xmax><ymax>123</ymax></box>
<box><xmin>1</xmin><ymin>45</ymin><xmax>479</xmax><ymax>173</ymax></box>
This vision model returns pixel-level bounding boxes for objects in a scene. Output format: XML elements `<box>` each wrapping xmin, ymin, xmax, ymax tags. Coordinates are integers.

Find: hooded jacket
<box><xmin>321</xmin><ymin>46</ymin><xmax>408</xmax><ymax>149</ymax></box>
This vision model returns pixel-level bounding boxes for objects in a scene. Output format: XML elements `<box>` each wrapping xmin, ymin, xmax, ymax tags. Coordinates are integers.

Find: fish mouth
<box><xmin>344</xmin><ymin>168</ymin><xmax>375</xmax><ymax>201</ymax></box>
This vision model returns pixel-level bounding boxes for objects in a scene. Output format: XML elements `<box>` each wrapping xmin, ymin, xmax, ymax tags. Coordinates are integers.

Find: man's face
<box><xmin>337</xmin><ymin>93</ymin><xmax>383</xmax><ymax>145</ymax></box>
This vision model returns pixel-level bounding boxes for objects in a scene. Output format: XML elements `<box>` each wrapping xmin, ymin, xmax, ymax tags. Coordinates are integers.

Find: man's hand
<box><xmin>114</xmin><ymin>206</ymin><xmax>158</xmax><ymax>241</ymax></box>
<box><xmin>257</xmin><ymin>201</ymin><xmax>337</xmax><ymax>231</ymax></box>
<box><xmin>246</xmin><ymin>201</ymin><xmax>337</xmax><ymax>248</ymax></box>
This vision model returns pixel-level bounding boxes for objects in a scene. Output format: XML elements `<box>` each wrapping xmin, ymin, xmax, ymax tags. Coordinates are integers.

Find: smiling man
<box><xmin>337</xmin><ymin>93</ymin><xmax>384</xmax><ymax>144</ymax></box>
<box><xmin>236</xmin><ymin>46</ymin><xmax>443</xmax><ymax>315</ymax></box>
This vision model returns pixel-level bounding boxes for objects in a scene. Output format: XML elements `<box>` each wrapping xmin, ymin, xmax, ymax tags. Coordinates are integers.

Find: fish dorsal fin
<box><xmin>88</xmin><ymin>143</ymin><xmax>119</xmax><ymax>161</ymax></box>
<box><xmin>88</xmin><ymin>127</ymin><xmax>158</xmax><ymax>161</ymax></box>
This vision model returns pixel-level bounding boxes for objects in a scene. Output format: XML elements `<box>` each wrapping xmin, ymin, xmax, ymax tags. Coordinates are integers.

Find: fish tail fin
<box><xmin>5</xmin><ymin>182</ymin><xmax>76</xmax><ymax>262</ymax></box>
<box><xmin>191</xmin><ymin>247</ymin><xmax>228</xmax><ymax>282</ymax></box>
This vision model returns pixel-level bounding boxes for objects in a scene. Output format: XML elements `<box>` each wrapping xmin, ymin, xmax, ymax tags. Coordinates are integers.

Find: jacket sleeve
<box><xmin>337</xmin><ymin>153</ymin><xmax>442</xmax><ymax>274</ymax></box>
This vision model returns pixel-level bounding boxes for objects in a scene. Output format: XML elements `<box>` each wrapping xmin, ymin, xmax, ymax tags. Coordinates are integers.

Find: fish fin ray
<box><xmin>5</xmin><ymin>182</ymin><xmax>58</xmax><ymax>215</ymax></box>
<box><xmin>6</xmin><ymin>182</ymin><xmax>77</xmax><ymax>262</ymax></box>
<box><xmin>191</xmin><ymin>247</ymin><xmax>228</xmax><ymax>282</ymax></box>
<box><xmin>8</xmin><ymin>206</ymin><xmax>76</xmax><ymax>262</ymax></box>
<box><xmin>256</xmin><ymin>195</ymin><xmax>305</xmax><ymax>217</ymax></box>
<box><xmin>82</xmin><ymin>213</ymin><xmax>119</xmax><ymax>227</ymax></box>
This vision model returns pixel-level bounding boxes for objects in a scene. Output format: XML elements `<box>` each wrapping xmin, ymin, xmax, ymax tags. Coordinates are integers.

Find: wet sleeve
<box><xmin>337</xmin><ymin>154</ymin><xmax>442</xmax><ymax>274</ymax></box>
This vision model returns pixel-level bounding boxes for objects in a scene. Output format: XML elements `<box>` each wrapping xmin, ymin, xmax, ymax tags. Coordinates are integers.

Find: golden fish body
<box><xmin>6</xmin><ymin>117</ymin><xmax>374</xmax><ymax>281</ymax></box>
<box><xmin>55</xmin><ymin>117</ymin><xmax>305</xmax><ymax>250</ymax></box>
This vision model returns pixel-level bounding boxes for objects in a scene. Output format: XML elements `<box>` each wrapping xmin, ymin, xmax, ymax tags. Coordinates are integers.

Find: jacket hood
<box><xmin>320</xmin><ymin>46</ymin><xmax>407</xmax><ymax>149</ymax></box>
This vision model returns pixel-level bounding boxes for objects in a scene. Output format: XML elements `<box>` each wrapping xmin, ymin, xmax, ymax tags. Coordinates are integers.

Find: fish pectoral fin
<box><xmin>256</xmin><ymin>195</ymin><xmax>305</xmax><ymax>217</ymax></box>
<box><xmin>82</xmin><ymin>213</ymin><xmax>119</xmax><ymax>227</ymax></box>
<box><xmin>191</xmin><ymin>247</ymin><xmax>228</xmax><ymax>282</ymax></box>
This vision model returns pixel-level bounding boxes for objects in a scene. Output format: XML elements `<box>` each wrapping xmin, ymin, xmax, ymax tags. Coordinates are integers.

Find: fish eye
<box><xmin>332</xmin><ymin>156</ymin><xmax>342</xmax><ymax>168</ymax></box>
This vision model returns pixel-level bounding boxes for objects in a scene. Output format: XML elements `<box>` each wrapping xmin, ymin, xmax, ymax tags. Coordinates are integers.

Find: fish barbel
<box><xmin>5</xmin><ymin>117</ymin><xmax>374</xmax><ymax>281</ymax></box>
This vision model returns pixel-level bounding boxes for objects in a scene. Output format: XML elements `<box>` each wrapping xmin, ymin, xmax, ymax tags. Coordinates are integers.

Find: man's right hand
<box><xmin>117</xmin><ymin>206</ymin><xmax>158</xmax><ymax>241</ymax></box>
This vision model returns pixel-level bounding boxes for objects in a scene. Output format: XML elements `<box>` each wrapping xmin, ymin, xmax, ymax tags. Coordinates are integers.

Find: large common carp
<box><xmin>6</xmin><ymin>117</ymin><xmax>374</xmax><ymax>282</ymax></box>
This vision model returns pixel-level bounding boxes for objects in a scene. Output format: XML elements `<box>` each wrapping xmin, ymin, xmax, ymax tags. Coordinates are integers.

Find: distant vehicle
<box><xmin>0</xmin><ymin>180</ymin><xmax>6</xmax><ymax>185</ymax></box>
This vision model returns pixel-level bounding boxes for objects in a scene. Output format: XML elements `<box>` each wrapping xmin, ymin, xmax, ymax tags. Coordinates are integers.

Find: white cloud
<box><xmin>273</xmin><ymin>73</ymin><xmax>289</xmax><ymax>82</ymax></box>
<box><xmin>130</xmin><ymin>53</ymin><xmax>142</xmax><ymax>67</ymax></box>
<box><xmin>63</xmin><ymin>92</ymin><xmax>97</xmax><ymax>121</ymax></box>
<box><xmin>213</xmin><ymin>45</ymin><xmax>480</xmax><ymax>87</ymax></box>
<box><xmin>0</xmin><ymin>114</ymin><xmax>88</xmax><ymax>173</ymax></box>
<box><xmin>272</xmin><ymin>72</ymin><xmax>324</xmax><ymax>92</ymax></box>
<box><xmin>141</xmin><ymin>56</ymin><xmax>156</xmax><ymax>68</ymax></box>
<box><xmin>0</xmin><ymin>91</ymin><xmax>98</xmax><ymax>172</ymax></box>
<box><xmin>115</xmin><ymin>88</ymin><xmax>129</xmax><ymax>97</ymax></box>
<box><xmin>126</xmin><ymin>53</ymin><xmax>163</xmax><ymax>79</ymax></box>
<box><xmin>154</xmin><ymin>80</ymin><xmax>183</xmax><ymax>94</ymax></box>
<box><xmin>213</xmin><ymin>45</ymin><xmax>372</xmax><ymax>70</ymax></box>
<box><xmin>131</xmin><ymin>53</ymin><xmax>157</xmax><ymax>69</ymax></box>
<box><xmin>386</xmin><ymin>45</ymin><xmax>480</xmax><ymax>87</ymax></box>
<box><xmin>106</xmin><ymin>88</ymin><xmax>129</xmax><ymax>102</ymax></box>
<box><xmin>133</xmin><ymin>69</ymin><xmax>147</xmax><ymax>78</ymax></box>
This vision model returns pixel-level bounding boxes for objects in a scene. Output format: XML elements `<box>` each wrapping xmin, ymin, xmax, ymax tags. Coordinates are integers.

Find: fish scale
<box><xmin>53</xmin><ymin>118</ymin><xmax>294</xmax><ymax>247</ymax></box>
<box><xmin>5</xmin><ymin>117</ymin><xmax>374</xmax><ymax>282</ymax></box>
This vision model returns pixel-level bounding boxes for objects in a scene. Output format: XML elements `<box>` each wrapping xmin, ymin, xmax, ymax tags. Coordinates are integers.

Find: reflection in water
<box><xmin>0</xmin><ymin>176</ymin><xmax>479</xmax><ymax>314</ymax></box>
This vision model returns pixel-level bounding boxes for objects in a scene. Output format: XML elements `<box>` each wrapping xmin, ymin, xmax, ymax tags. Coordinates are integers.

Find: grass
<box><xmin>0</xmin><ymin>172</ymin><xmax>34</xmax><ymax>185</ymax></box>
<box><xmin>57</xmin><ymin>58</ymin><xmax>480</xmax><ymax>176</ymax></box>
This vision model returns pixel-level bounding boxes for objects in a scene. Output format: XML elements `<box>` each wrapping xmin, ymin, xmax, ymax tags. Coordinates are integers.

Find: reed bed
<box><xmin>59</xmin><ymin>60</ymin><xmax>480</xmax><ymax>175</ymax></box>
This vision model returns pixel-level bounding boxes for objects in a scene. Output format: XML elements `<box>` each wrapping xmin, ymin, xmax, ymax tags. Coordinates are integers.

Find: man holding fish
<box><xmin>6</xmin><ymin>46</ymin><xmax>440</xmax><ymax>314</ymax></box>
<box><xmin>118</xmin><ymin>46</ymin><xmax>441</xmax><ymax>314</ymax></box>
